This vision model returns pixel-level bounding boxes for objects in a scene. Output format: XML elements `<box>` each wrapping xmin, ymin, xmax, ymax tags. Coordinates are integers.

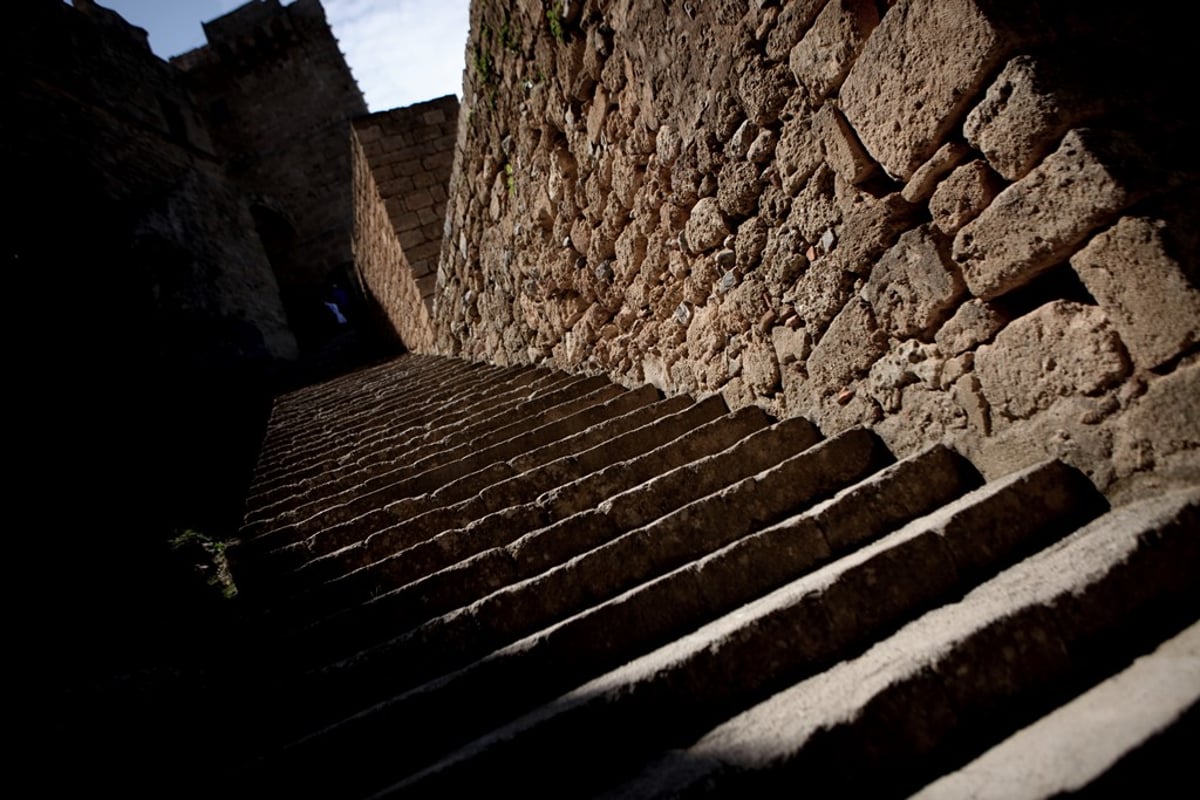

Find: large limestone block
<box><xmin>953</xmin><ymin>129</ymin><xmax>1157</xmax><ymax>300</ymax></box>
<box><xmin>807</xmin><ymin>299</ymin><xmax>886</xmax><ymax>392</ymax></box>
<box><xmin>975</xmin><ymin>300</ymin><xmax>1130</xmax><ymax>423</ymax></box>
<box><xmin>964</xmin><ymin>55</ymin><xmax>1111</xmax><ymax>181</ymax></box>
<box><xmin>1113</xmin><ymin>362</ymin><xmax>1200</xmax><ymax>489</ymax></box>
<box><xmin>840</xmin><ymin>0</ymin><xmax>1042</xmax><ymax>181</ymax></box>
<box><xmin>813</xmin><ymin>102</ymin><xmax>876</xmax><ymax>185</ymax></box>
<box><xmin>929</xmin><ymin>159</ymin><xmax>1003</xmax><ymax>235</ymax></box>
<box><xmin>789</xmin><ymin>0</ymin><xmax>880</xmax><ymax>102</ymax></box>
<box><xmin>862</xmin><ymin>224</ymin><xmax>966</xmax><ymax>340</ymax></box>
<box><xmin>1070</xmin><ymin>216</ymin><xmax>1200</xmax><ymax>370</ymax></box>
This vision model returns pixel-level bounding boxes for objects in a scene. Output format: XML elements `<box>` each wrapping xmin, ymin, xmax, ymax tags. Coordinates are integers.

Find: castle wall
<box><xmin>352</xmin><ymin>95</ymin><xmax>460</xmax><ymax>309</ymax></box>
<box><xmin>351</xmin><ymin>129</ymin><xmax>438</xmax><ymax>352</ymax></box>
<box><xmin>432</xmin><ymin>0</ymin><xmax>1198</xmax><ymax>498</ymax></box>
<box><xmin>175</xmin><ymin>0</ymin><xmax>369</xmax><ymax>349</ymax></box>
<box><xmin>4</xmin><ymin>0</ymin><xmax>297</xmax><ymax>366</ymax></box>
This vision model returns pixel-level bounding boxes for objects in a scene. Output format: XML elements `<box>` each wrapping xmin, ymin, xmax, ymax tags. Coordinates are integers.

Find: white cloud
<box><xmin>323</xmin><ymin>0</ymin><xmax>471</xmax><ymax>111</ymax></box>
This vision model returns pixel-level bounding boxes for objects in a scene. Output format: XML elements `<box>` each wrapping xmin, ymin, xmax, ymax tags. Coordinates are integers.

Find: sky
<box><xmin>74</xmin><ymin>0</ymin><xmax>471</xmax><ymax>111</ymax></box>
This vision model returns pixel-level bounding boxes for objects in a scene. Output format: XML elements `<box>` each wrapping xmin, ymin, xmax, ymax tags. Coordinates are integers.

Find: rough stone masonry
<box><xmin>356</xmin><ymin>0</ymin><xmax>1197</xmax><ymax>502</ymax></box>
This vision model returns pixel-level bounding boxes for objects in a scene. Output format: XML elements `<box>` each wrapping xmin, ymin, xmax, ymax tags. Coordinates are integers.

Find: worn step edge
<box><xmin>287</xmin><ymin>425</ymin><xmax>866</xmax><ymax>733</ymax></box>
<box><xmin>265</xmin><ymin>445</ymin><xmax>979</xmax><ymax>793</ymax></box>
<box><xmin>910</xmin><ymin>619</ymin><xmax>1200</xmax><ymax>800</ymax></box>
<box><xmin>591</xmin><ymin>486</ymin><xmax>1199</xmax><ymax>799</ymax></box>
<box><xmin>273</xmin><ymin>395</ymin><xmax>706</xmax><ymax>625</ymax></box>
<box><xmin>245</xmin><ymin>367</ymin><xmax>572</xmax><ymax>525</ymax></box>
<box><xmin>289</xmin><ymin>399</ymin><xmax>764</xmax><ymax>592</ymax></box>
<box><xmin>374</xmin><ymin>458</ymin><xmax>1105</xmax><ymax>797</ymax></box>
<box><xmin>260</xmin><ymin>374</ymin><xmax>615</xmax><ymax>538</ymax></box>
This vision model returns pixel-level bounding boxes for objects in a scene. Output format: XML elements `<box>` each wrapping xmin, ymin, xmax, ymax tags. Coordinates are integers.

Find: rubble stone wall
<box><xmin>353</xmin><ymin>96</ymin><xmax>460</xmax><ymax>308</ymax></box>
<box><xmin>432</xmin><ymin>0</ymin><xmax>1198</xmax><ymax>499</ymax></box>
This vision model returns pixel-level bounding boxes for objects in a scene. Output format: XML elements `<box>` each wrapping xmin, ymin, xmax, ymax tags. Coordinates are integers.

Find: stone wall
<box><xmin>353</xmin><ymin>96</ymin><xmax>460</xmax><ymax>309</ymax></box>
<box><xmin>175</xmin><ymin>0</ymin><xmax>369</xmax><ymax>349</ymax></box>
<box><xmin>351</xmin><ymin>130</ymin><xmax>438</xmax><ymax>352</ymax></box>
<box><xmin>431</xmin><ymin>0</ymin><xmax>1198</xmax><ymax>498</ymax></box>
<box><xmin>5</xmin><ymin>0</ymin><xmax>297</xmax><ymax>366</ymax></box>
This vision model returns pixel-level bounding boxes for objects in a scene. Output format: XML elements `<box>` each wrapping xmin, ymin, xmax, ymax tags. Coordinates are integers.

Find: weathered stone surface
<box><xmin>1113</xmin><ymin>362</ymin><xmax>1200</xmax><ymax>492</ymax></box>
<box><xmin>814</xmin><ymin>103</ymin><xmax>876</xmax><ymax>185</ymax></box>
<box><xmin>954</xmin><ymin>129</ymin><xmax>1159</xmax><ymax>300</ymax></box>
<box><xmin>934</xmin><ymin>298</ymin><xmax>1007</xmax><ymax>355</ymax></box>
<box><xmin>975</xmin><ymin>301</ymin><xmax>1130</xmax><ymax>423</ymax></box>
<box><xmin>862</xmin><ymin>224</ymin><xmax>966</xmax><ymax>340</ymax></box>
<box><xmin>764</xmin><ymin>0</ymin><xmax>828</xmax><ymax>62</ymax></box>
<box><xmin>901</xmin><ymin>141</ymin><xmax>971</xmax><ymax>204</ymax></box>
<box><xmin>964</xmin><ymin>55</ymin><xmax>1112</xmax><ymax>181</ymax></box>
<box><xmin>1070</xmin><ymin>216</ymin><xmax>1200</xmax><ymax>370</ymax></box>
<box><xmin>913</xmin><ymin>620</ymin><xmax>1200</xmax><ymax>800</ymax></box>
<box><xmin>929</xmin><ymin>159</ymin><xmax>1003</xmax><ymax>235</ymax></box>
<box><xmin>685</xmin><ymin>197</ymin><xmax>730</xmax><ymax>253</ymax></box>
<box><xmin>737</xmin><ymin>61</ymin><xmax>795</xmax><ymax>126</ymax></box>
<box><xmin>717</xmin><ymin>160</ymin><xmax>764</xmax><ymax>219</ymax></box>
<box><xmin>866</xmin><ymin>339</ymin><xmax>943</xmax><ymax>412</ymax></box>
<box><xmin>771</xmin><ymin>324</ymin><xmax>811</xmax><ymax>365</ymax></box>
<box><xmin>775</xmin><ymin>114</ymin><xmax>821</xmax><ymax>195</ymax></box>
<box><xmin>788</xmin><ymin>0</ymin><xmax>879</xmax><ymax>101</ymax></box>
<box><xmin>807</xmin><ymin>299</ymin><xmax>885</xmax><ymax>391</ymax></box>
<box><xmin>840</xmin><ymin>0</ymin><xmax>1042</xmax><ymax>180</ymax></box>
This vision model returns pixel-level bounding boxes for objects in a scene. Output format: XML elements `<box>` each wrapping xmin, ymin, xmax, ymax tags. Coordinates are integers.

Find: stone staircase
<box><xmin>228</xmin><ymin>353</ymin><xmax>1199</xmax><ymax>798</ymax></box>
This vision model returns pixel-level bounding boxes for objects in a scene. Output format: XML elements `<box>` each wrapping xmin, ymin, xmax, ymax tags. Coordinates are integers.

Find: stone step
<box><xmin>275</xmin><ymin>423</ymin><xmax>866</xmax><ymax>745</ymax></box>
<box><xmin>584</xmin><ymin>487</ymin><xmax>1198</xmax><ymax>799</ymax></box>
<box><xmin>253</xmin><ymin>443</ymin><xmax>981</xmax><ymax>797</ymax></box>
<box><xmin>252</xmin><ymin>363</ymin><xmax>545</xmax><ymax>496</ymax></box>
<box><xmin>245</xmin><ymin>403</ymin><xmax>786</xmax><ymax>654</ymax></box>
<box><xmin>286</xmin><ymin>382</ymin><xmax>664</xmax><ymax>564</ymax></box>
<box><xmin>346</xmin><ymin>458</ymin><xmax>1106</xmax><ymax>798</ymax></box>
<box><xmin>910</xmin><ymin>619</ymin><xmax>1200</xmax><ymax>800</ymax></box>
<box><xmin>276</xmin><ymin>406</ymin><xmax>843</xmax><ymax>667</ymax></box>
<box><xmin>235</xmin><ymin>380</ymin><xmax>645</xmax><ymax>591</ymax></box>
<box><xmin>243</xmin><ymin>366</ymin><xmax>570</xmax><ymax>530</ymax></box>
<box><xmin>286</xmin><ymin>393</ymin><xmax>730</xmax><ymax>604</ymax></box>
<box><xmin>237</xmin><ymin>372</ymin><xmax>614</xmax><ymax>551</ymax></box>
<box><xmin>252</xmin><ymin>356</ymin><xmax>488</xmax><ymax>475</ymax></box>
<box><xmin>247</xmin><ymin>360</ymin><xmax>520</xmax><ymax>503</ymax></box>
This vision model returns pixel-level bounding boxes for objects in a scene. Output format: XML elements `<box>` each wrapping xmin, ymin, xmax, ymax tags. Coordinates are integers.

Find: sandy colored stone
<box><xmin>717</xmin><ymin>160</ymin><xmax>764</xmax><ymax>220</ymax></box>
<box><xmin>1070</xmin><ymin>216</ymin><xmax>1200</xmax><ymax>370</ymax></box>
<box><xmin>807</xmin><ymin>299</ymin><xmax>886</xmax><ymax>392</ymax></box>
<box><xmin>685</xmin><ymin>196</ymin><xmax>730</xmax><ymax>253</ymax></box>
<box><xmin>742</xmin><ymin>338</ymin><xmax>782</xmax><ymax>394</ymax></box>
<box><xmin>1113</xmin><ymin>361</ymin><xmax>1200</xmax><ymax>488</ymax></box>
<box><xmin>862</xmin><ymin>224</ymin><xmax>966</xmax><ymax>340</ymax></box>
<box><xmin>929</xmin><ymin>159</ymin><xmax>1003</xmax><ymax>235</ymax></box>
<box><xmin>964</xmin><ymin>55</ymin><xmax>1112</xmax><ymax>181</ymax></box>
<box><xmin>764</xmin><ymin>0</ymin><xmax>828</xmax><ymax>62</ymax></box>
<box><xmin>901</xmin><ymin>141</ymin><xmax>971</xmax><ymax>204</ymax></box>
<box><xmin>788</xmin><ymin>0</ymin><xmax>880</xmax><ymax>101</ymax></box>
<box><xmin>954</xmin><ymin>129</ymin><xmax>1159</xmax><ymax>300</ymax></box>
<box><xmin>737</xmin><ymin>61</ymin><xmax>795</xmax><ymax>126</ymax></box>
<box><xmin>975</xmin><ymin>300</ymin><xmax>1130</xmax><ymax>423</ymax></box>
<box><xmin>813</xmin><ymin>103</ymin><xmax>876</xmax><ymax>186</ymax></box>
<box><xmin>839</xmin><ymin>0</ymin><xmax>1043</xmax><ymax>180</ymax></box>
<box><xmin>934</xmin><ymin>298</ymin><xmax>1007</xmax><ymax>355</ymax></box>
<box><xmin>775</xmin><ymin>114</ymin><xmax>821</xmax><ymax>195</ymax></box>
<box><xmin>771</xmin><ymin>324</ymin><xmax>811</xmax><ymax>366</ymax></box>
